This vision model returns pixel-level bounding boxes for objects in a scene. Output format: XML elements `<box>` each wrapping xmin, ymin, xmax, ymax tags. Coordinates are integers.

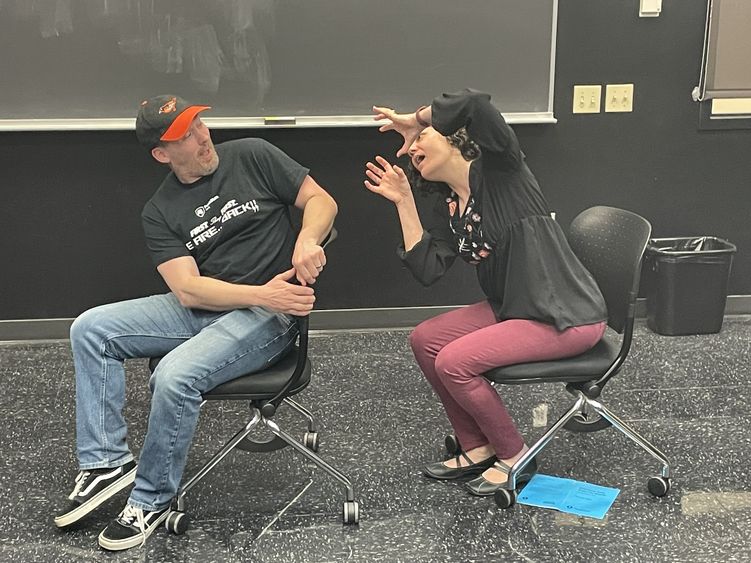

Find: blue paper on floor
<box><xmin>517</xmin><ymin>474</ymin><xmax>620</xmax><ymax>519</ymax></box>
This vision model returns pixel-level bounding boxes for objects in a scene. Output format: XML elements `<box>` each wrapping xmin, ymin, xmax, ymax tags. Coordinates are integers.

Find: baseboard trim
<box><xmin>0</xmin><ymin>318</ymin><xmax>75</xmax><ymax>342</ymax></box>
<box><xmin>2</xmin><ymin>296</ymin><xmax>750</xmax><ymax>341</ymax></box>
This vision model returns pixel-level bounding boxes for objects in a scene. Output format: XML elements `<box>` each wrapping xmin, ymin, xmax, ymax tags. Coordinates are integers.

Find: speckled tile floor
<box><xmin>1</xmin><ymin>317</ymin><xmax>750</xmax><ymax>562</ymax></box>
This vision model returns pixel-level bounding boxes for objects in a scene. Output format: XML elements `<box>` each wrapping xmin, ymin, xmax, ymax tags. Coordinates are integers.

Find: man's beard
<box><xmin>195</xmin><ymin>147</ymin><xmax>219</xmax><ymax>177</ymax></box>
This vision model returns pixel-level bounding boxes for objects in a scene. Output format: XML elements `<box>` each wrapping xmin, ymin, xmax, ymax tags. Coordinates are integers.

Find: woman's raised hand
<box><xmin>373</xmin><ymin>106</ymin><xmax>423</xmax><ymax>157</ymax></box>
<box><xmin>364</xmin><ymin>156</ymin><xmax>412</xmax><ymax>204</ymax></box>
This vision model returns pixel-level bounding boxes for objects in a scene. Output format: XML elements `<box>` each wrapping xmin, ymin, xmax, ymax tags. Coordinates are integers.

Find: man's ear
<box><xmin>151</xmin><ymin>145</ymin><xmax>170</xmax><ymax>164</ymax></box>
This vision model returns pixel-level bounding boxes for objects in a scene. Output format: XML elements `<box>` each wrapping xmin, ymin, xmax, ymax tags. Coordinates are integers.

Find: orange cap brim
<box><xmin>160</xmin><ymin>105</ymin><xmax>212</xmax><ymax>142</ymax></box>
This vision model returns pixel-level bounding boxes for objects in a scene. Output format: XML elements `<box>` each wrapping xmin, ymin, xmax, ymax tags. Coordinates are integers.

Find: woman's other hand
<box><xmin>373</xmin><ymin>106</ymin><xmax>423</xmax><ymax>157</ymax></box>
<box><xmin>364</xmin><ymin>156</ymin><xmax>412</xmax><ymax>205</ymax></box>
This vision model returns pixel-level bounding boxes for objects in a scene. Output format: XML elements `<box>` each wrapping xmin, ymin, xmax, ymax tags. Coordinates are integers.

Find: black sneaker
<box><xmin>98</xmin><ymin>503</ymin><xmax>171</xmax><ymax>551</ymax></box>
<box><xmin>53</xmin><ymin>461</ymin><xmax>137</xmax><ymax>528</ymax></box>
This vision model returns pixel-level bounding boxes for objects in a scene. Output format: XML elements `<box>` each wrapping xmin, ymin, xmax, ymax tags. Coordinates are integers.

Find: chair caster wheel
<box><xmin>494</xmin><ymin>488</ymin><xmax>517</xmax><ymax>509</ymax></box>
<box><xmin>165</xmin><ymin>510</ymin><xmax>190</xmax><ymax>535</ymax></box>
<box><xmin>648</xmin><ymin>476</ymin><xmax>670</xmax><ymax>497</ymax></box>
<box><xmin>444</xmin><ymin>434</ymin><xmax>461</xmax><ymax>456</ymax></box>
<box><xmin>564</xmin><ymin>412</ymin><xmax>612</xmax><ymax>433</ymax></box>
<box><xmin>343</xmin><ymin>501</ymin><xmax>359</xmax><ymax>525</ymax></box>
<box><xmin>303</xmin><ymin>431</ymin><xmax>319</xmax><ymax>452</ymax></box>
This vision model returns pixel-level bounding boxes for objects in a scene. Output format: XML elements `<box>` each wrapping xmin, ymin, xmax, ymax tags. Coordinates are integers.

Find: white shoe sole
<box><xmin>97</xmin><ymin>509</ymin><xmax>171</xmax><ymax>551</ymax></box>
<box><xmin>53</xmin><ymin>465</ymin><xmax>138</xmax><ymax>528</ymax></box>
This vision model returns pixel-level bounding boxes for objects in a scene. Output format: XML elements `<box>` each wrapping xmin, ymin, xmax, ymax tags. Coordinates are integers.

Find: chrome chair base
<box><xmin>495</xmin><ymin>388</ymin><xmax>671</xmax><ymax>509</ymax></box>
<box><xmin>170</xmin><ymin>399</ymin><xmax>358</xmax><ymax>526</ymax></box>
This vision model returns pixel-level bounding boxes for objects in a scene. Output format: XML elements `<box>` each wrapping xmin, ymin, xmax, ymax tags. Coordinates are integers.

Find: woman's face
<box><xmin>408</xmin><ymin>127</ymin><xmax>460</xmax><ymax>183</ymax></box>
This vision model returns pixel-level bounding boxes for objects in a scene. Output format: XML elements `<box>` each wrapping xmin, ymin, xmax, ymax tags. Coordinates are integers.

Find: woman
<box><xmin>364</xmin><ymin>89</ymin><xmax>607</xmax><ymax>496</ymax></box>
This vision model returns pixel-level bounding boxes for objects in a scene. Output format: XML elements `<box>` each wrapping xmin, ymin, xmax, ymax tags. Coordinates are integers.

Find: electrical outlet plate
<box><xmin>573</xmin><ymin>85</ymin><xmax>601</xmax><ymax>114</ymax></box>
<box><xmin>605</xmin><ymin>84</ymin><xmax>634</xmax><ymax>112</ymax></box>
<box><xmin>640</xmin><ymin>0</ymin><xmax>661</xmax><ymax>17</ymax></box>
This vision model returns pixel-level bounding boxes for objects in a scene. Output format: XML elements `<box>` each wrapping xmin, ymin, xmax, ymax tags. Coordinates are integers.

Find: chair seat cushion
<box><xmin>149</xmin><ymin>349</ymin><xmax>311</xmax><ymax>401</ymax></box>
<box><xmin>206</xmin><ymin>350</ymin><xmax>311</xmax><ymax>400</ymax></box>
<box><xmin>483</xmin><ymin>337</ymin><xmax>619</xmax><ymax>385</ymax></box>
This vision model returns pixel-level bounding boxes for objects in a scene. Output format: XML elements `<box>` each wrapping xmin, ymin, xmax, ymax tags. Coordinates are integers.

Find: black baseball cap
<box><xmin>135</xmin><ymin>95</ymin><xmax>211</xmax><ymax>149</ymax></box>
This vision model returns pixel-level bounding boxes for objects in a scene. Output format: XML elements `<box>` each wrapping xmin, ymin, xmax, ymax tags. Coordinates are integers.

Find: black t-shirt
<box><xmin>141</xmin><ymin>138</ymin><xmax>309</xmax><ymax>286</ymax></box>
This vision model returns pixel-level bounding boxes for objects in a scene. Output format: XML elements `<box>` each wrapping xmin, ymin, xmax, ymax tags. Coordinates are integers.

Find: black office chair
<box><xmin>449</xmin><ymin>206</ymin><xmax>671</xmax><ymax>509</ymax></box>
<box><xmin>149</xmin><ymin>228</ymin><xmax>359</xmax><ymax>533</ymax></box>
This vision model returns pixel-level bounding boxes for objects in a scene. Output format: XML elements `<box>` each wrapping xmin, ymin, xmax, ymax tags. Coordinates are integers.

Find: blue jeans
<box><xmin>70</xmin><ymin>293</ymin><xmax>298</xmax><ymax>512</ymax></box>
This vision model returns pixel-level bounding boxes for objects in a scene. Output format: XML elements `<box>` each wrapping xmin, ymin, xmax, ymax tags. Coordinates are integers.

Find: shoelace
<box><xmin>68</xmin><ymin>471</ymin><xmax>91</xmax><ymax>500</ymax></box>
<box><xmin>118</xmin><ymin>504</ymin><xmax>147</xmax><ymax>546</ymax></box>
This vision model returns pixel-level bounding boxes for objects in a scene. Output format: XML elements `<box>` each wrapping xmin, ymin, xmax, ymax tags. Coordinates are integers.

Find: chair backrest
<box><xmin>568</xmin><ymin>206</ymin><xmax>652</xmax><ymax>334</ymax></box>
<box><xmin>265</xmin><ymin>226</ymin><xmax>338</xmax><ymax>407</ymax></box>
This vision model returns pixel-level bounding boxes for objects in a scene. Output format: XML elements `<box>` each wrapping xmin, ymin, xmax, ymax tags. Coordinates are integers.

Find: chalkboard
<box><xmin>0</xmin><ymin>0</ymin><xmax>557</xmax><ymax>129</ymax></box>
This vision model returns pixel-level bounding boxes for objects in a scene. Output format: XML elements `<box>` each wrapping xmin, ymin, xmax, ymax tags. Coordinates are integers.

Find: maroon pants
<box><xmin>410</xmin><ymin>301</ymin><xmax>606</xmax><ymax>459</ymax></box>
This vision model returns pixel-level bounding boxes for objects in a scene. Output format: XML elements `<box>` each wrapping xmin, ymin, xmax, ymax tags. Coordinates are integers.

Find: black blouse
<box><xmin>398</xmin><ymin>89</ymin><xmax>607</xmax><ymax>331</ymax></box>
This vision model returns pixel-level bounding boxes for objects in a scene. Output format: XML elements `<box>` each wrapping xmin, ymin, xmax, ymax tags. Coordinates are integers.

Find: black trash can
<box><xmin>645</xmin><ymin>236</ymin><xmax>736</xmax><ymax>336</ymax></box>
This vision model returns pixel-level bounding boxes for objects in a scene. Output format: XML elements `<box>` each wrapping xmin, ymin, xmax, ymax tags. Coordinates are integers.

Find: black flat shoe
<box><xmin>464</xmin><ymin>457</ymin><xmax>538</xmax><ymax>497</ymax></box>
<box><xmin>423</xmin><ymin>452</ymin><xmax>497</xmax><ymax>481</ymax></box>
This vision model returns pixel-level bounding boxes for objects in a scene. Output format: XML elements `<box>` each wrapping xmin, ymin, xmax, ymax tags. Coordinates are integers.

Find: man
<box><xmin>53</xmin><ymin>95</ymin><xmax>337</xmax><ymax>551</ymax></box>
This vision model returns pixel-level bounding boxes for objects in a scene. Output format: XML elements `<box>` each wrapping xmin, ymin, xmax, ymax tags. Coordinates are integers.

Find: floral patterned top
<box><xmin>447</xmin><ymin>193</ymin><xmax>493</xmax><ymax>264</ymax></box>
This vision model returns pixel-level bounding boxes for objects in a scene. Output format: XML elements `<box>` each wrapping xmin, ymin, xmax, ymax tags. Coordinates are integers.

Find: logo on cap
<box><xmin>159</xmin><ymin>98</ymin><xmax>178</xmax><ymax>114</ymax></box>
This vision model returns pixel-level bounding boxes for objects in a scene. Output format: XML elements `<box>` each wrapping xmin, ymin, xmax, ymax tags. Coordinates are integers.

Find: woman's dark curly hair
<box><xmin>406</xmin><ymin>127</ymin><xmax>481</xmax><ymax>195</ymax></box>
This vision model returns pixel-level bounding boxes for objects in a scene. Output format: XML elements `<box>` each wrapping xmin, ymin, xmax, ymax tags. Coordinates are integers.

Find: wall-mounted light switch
<box><xmin>605</xmin><ymin>84</ymin><xmax>634</xmax><ymax>112</ymax></box>
<box><xmin>573</xmin><ymin>85</ymin><xmax>601</xmax><ymax>114</ymax></box>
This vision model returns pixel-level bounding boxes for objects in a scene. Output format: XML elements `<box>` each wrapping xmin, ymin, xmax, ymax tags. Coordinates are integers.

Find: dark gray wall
<box><xmin>1</xmin><ymin>0</ymin><xmax>749</xmax><ymax>320</ymax></box>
